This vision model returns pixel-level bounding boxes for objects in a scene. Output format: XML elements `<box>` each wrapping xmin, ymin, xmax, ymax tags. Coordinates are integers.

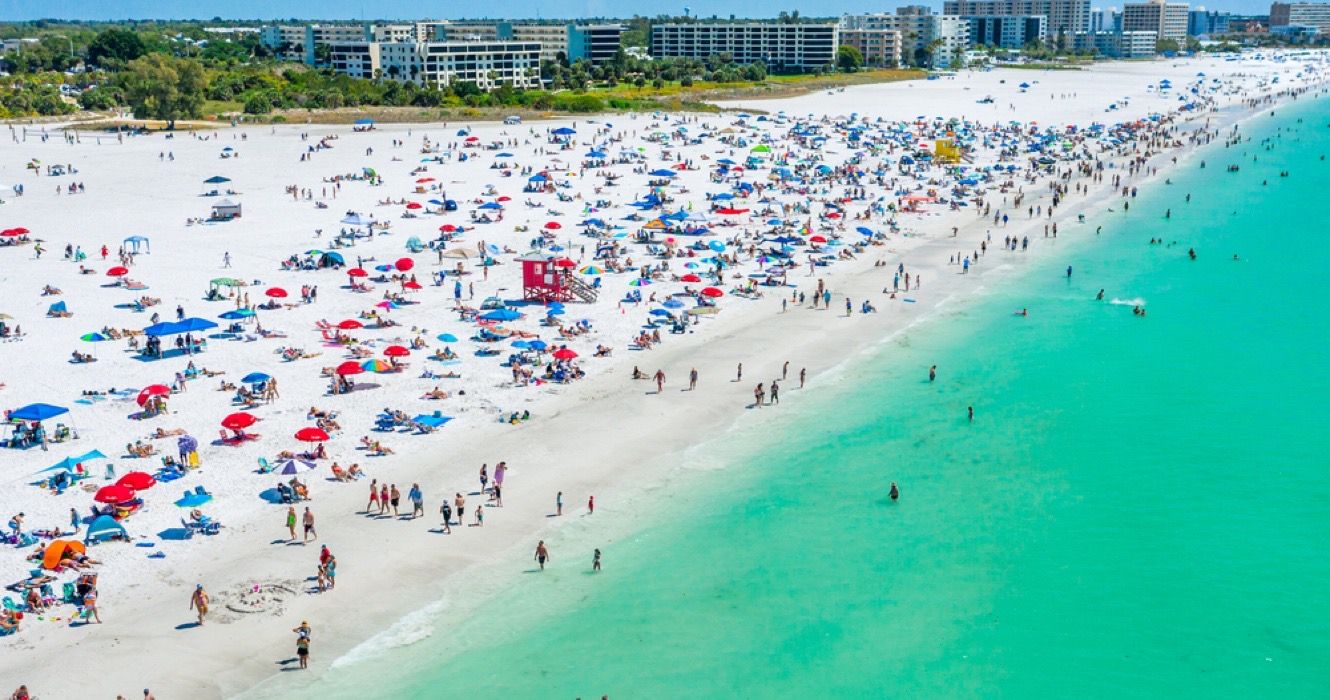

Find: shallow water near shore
<box><xmin>276</xmin><ymin>98</ymin><xmax>1330</xmax><ymax>698</ymax></box>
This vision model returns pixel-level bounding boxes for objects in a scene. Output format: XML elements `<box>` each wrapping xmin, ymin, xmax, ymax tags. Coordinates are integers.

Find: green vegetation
<box><xmin>0</xmin><ymin>20</ymin><xmax>899</xmax><ymax>122</ymax></box>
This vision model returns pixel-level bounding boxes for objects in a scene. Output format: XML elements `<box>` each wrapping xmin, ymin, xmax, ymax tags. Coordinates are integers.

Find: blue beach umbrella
<box><xmin>437</xmin><ymin>333</ymin><xmax>458</xmax><ymax>343</ymax></box>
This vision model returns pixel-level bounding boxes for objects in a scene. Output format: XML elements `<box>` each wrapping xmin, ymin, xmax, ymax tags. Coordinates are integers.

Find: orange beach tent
<box><xmin>42</xmin><ymin>539</ymin><xmax>85</xmax><ymax>570</ymax></box>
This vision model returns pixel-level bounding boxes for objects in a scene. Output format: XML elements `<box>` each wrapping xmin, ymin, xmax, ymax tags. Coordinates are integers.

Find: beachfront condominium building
<box><xmin>1072</xmin><ymin>28</ymin><xmax>1159</xmax><ymax>54</ymax></box>
<box><xmin>648</xmin><ymin>22</ymin><xmax>839</xmax><ymax>72</ymax></box>
<box><xmin>943</xmin><ymin>0</ymin><xmax>1092</xmax><ymax>36</ymax></box>
<box><xmin>1122</xmin><ymin>0</ymin><xmax>1191</xmax><ymax>42</ymax></box>
<box><xmin>1188</xmin><ymin>8</ymin><xmax>1233</xmax><ymax>34</ymax></box>
<box><xmin>1270</xmin><ymin>2</ymin><xmax>1330</xmax><ymax>32</ymax></box>
<box><xmin>262</xmin><ymin>21</ymin><xmax>623</xmax><ymax>67</ymax></box>
<box><xmin>839</xmin><ymin>9</ymin><xmax>970</xmax><ymax>69</ymax></box>
<box><xmin>260</xmin><ymin>23</ymin><xmax>371</xmax><ymax>63</ymax></box>
<box><xmin>964</xmin><ymin>15</ymin><xmax>1050</xmax><ymax>46</ymax></box>
<box><xmin>837</xmin><ymin>25</ymin><xmax>904</xmax><ymax>67</ymax></box>
<box><xmin>327</xmin><ymin>40</ymin><xmax>542</xmax><ymax>90</ymax></box>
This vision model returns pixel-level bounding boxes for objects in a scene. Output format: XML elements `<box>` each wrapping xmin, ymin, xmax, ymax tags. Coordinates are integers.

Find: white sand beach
<box><xmin>0</xmin><ymin>54</ymin><xmax>1324</xmax><ymax>697</ymax></box>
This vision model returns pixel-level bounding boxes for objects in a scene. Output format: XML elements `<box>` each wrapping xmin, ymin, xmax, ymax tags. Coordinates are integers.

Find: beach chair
<box><xmin>61</xmin><ymin>582</ymin><xmax>77</xmax><ymax>603</ymax></box>
<box><xmin>257</xmin><ymin>457</ymin><xmax>274</xmax><ymax>473</ymax></box>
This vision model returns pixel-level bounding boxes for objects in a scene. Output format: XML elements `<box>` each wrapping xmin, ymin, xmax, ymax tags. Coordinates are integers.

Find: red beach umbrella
<box><xmin>8</xmin><ymin>227</ymin><xmax>29</xmax><ymax>235</ymax></box>
<box><xmin>347</xmin><ymin>268</ymin><xmax>368</xmax><ymax>278</ymax></box>
<box><xmin>295</xmin><ymin>427</ymin><xmax>330</xmax><ymax>443</ymax></box>
<box><xmin>552</xmin><ymin>258</ymin><xmax>576</xmax><ymax>268</ymax></box>
<box><xmin>337</xmin><ymin>319</ymin><xmax>363</xmax><ymax>330</ymax></box>
<box><xmin>136</xmin><ymin>384</ymin><xmax>171</xmax><ymax>407</ymax></box>
<box><xmin>94</xmin><ymin>484</ymin><xmax>135</xmax><ymax>504</ymax></box>
<box><xmin>403</xmin><ymin>280</ymin><xmax>422</xmax><ymax>290</ymax></box>
<box><xmin>265</xmin><ymin>287</ymin><xmax>288</xmax><ymax>298</ymax></box>
<box><xmin>221</xmin><ymin>412</ymin><xmax>258</xmax><ymax>430</ymax></box>
<box><xmin>552</xmin><ymin>348</ymin><xmax>578</xmax><ymax>360</ymax></box>
<box><xmin>383</xmin><ymin>345</ymin><xmax>410</xmax><ymax>357</ymax></box>
<box><xmin>106</xmin><ymin>266</ymin><xmax>129</xmax><ymax>277</ymax></box>
<box><xmin>715</xmin><ymin>208</ymin><xmax>749</xmax><ymax>215</ymax></box>
<box><xmin>439</xmin><ymin>224</ymin><xmax>457</xmax><ymax>232</ymax></box>
<box><xmin>496</xmin><ymin>196</ymin><xmax>511</xmax><ymax>202</ymax></box>
<box><xmin>117</xmin><ymin>471</ymin><xmax>156</xmax><ymax>491</ymax></box>
<box><xmin>416</xmin><ymin>177</ymin><xmax>435</xmax><ymax>183</ymax></box>
<box><xmin>405</xmin><ymin>202</ymin><xmax>423</xmax><ymax>210</ymax></box>
<box><xmin>680</xmin><ymin>273</ymin><xmax>702</xmax><ymax>283</ymax></box>
<box><xmin>808</xmin><ymin>235</ymin><xmax>828</xmax><ymax>244</ymax></box>
<box><xmin>544</xmin><ymin>221</ymin><xmax>562</xmax><ymax>230</ymax></box>
<box><xmin>335</xmin><ymin>361</ymin><xmax>365</xmax><ymax>375</ymax></box>
<box><xmin>394</xmin><ymin>257</ymin><xmax>414</xmax><ymax>272</ymax></box>
<box><xmin>700</xmin><ymin>287</ymin><xmax>724</xmax><ymax>298</ymax></box>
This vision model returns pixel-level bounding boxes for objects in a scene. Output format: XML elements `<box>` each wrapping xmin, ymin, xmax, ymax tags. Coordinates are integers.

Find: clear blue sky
<box><xmin>0</xmin><ymin>0</ymin><xmax>1277</xmax><ymax>21</ymax></box>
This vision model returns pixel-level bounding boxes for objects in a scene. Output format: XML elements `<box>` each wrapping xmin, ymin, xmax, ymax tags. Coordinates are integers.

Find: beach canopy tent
<box><xmin>203</xmin><ymin>175</ymin><xmax>231</xmax><ymax>184</ymax></box>
<box><xmin>211</xmin><ymin>199</ymin><xmax>242</xmax><ymax>219</ymax></box>
<box><xmin>144</xmin><ymin>318</ymin><xmax>219</xmax><ymax>337</ymax></box>
<box><xmin>84</xmin><ymin>515</ymin><xmax>128</xmax><ymax>544</ymax></box>
<box><xmin>39</xmin><ymin>448</ymin><xmax>106</xmax><ymax>474</ymax></box>
<box><xmin>342</xmin><ymin>213</ymin><xmax>375</xmax><ymax>226</ymax></box>
<box><xmin>42</xmin><ymin>539</ymin><xmax>85</xmax><ymax>569</ymax></box>
<box><xmin>210</xmin><ymin>277</ymin><xmax>245</xmax><ymax>289</ymax></box>
<box><xmin>11</xmin><ymin>403</ymin><xmax>68</xmax><ymax>421</ymax></box>
<box><xmin>123</xmin><ymin>235</ymin><xmax>150</xmax><ymax>253</ymax></box>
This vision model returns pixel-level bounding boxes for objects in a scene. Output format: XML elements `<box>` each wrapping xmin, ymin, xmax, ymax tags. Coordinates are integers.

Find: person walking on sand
<box><xmin>223</xmin><ymin>251</ymin><xmax>231</xmax><ymax>268</ymax></box>
<box><xmin>285</xmin><ymin>506</ymin><xmax>297</xmax><ymax>541</ymax></box>
<box><xmin>189</xmin><ymin>584</ymin><xmax>209</xmax><ymax>626</ymax></box>
<box><xmin>366</xmin><ymin>479</ymin><xmax>379</xmax><ymax>514</ymax></box>
<box><xmin>770</xmin><ymin>380</ymin><xmax>780</xmax><ymax>405</ymax></box>
<box><xmin>689</xmin><ymin>368</ymin><xmax>698</xmax><ymax>391</ymax></box>
<box><xmin>754</xmin><ymin>383</ymin><xmax>765</xmax><ymax>407</ymax></box>
<box><xmin>736</xmin><ymin>362</ymin><xmax>743</xmax><ymax>382</ymax></box>
<box><xmin>588</xmin><ymin>495</ymin><xmax>595</xmax><ymax>515</ymax></box>
<box><xmin>479</xmin><ymin>464</ymin><xmax>488</xmax><ymax>495</ymax></box>
<box><xmin>654</xmin><ymin>369</ymin><xmax>665</xmax><ymax>393</ymax></box>
<box><xmin>440</xmin><ymin>499</ymin><xmax>453</xmax><ymax>533</ymax></box>
<box><xmin>556</xmin><ymin>491</ymin><xmax>564</xmax><ymax>516</ymax></box>
<box><xmin>409</xmin><ymin>483</ymin><xmax>424</xmax><ymax>519</ymax></box>
<box><xmin>389</xmin><ymin>484</ymin><xmax>401</xmax><ymax>516</ymax></box>
<box><xmin>535</xmin><ymin>541</ymin><xmax>550</xmax><ymax>571</ymax></box>
<box><xmin>800</xmin><ymin>367</ymin><xmax>806</xmax><ymax>389</ymax></box>
<box><xmin>455</xmin><ymin>492</ymin><xmax>465</xmax><ymax>524</ymax></box>
<box><xmin>593</xmin><ymin>548</ymin><xmax>602</xmax><ymax>572</ymax></box>
<box><xmin>474</xmin><ymin>503</ymin><xmax>484</xmax><ymax>527</ymax></box>
<box><xmin>302</xmin><ymin>507</ymin><xmax>316</xmax><ymax>543</ymax></box>
<box><xmin>293</xmin><ymin>622</ymin><xmax>311</xmax><ymax>669</ymax></box>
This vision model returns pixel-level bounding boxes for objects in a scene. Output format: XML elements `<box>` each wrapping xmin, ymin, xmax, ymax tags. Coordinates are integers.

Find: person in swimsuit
<box><xmin>366</xmin><ymin>479</ymin><xmax>379</xmax><ymax>514</ymax></box>
<box><xmin>889</xmin><ymin>482</ymin><xmax>900</xmax><ymax>501</ymax></box>
<box><xmin>535</xmin><ymin>541</ymin><xmax>550</xmax><ymax>570</ymax></box>
<box><xmin>440</xmin><ymin>500</ymin><xmax>452</xmax><ymax>534</ymax></box>
<box><xmin>293</xmin><ymin>622</ymin><xmax>311</xmax><ymax>669</ymax></box>
<box><xmin>190</xmin><ymin>584</ymin><xmax>209</xmax><ymax>626</ymax></box>
<box><xmin>593</xmin><ymin>548</ymin><xmax>602</xmax><ymax>572</ymax></box>
<box><xmin>455</xmin><ymin>493</ymin><xmax>465</xmax><ymax>523</ymax></box>
<box><xmin>285</xmin><ymin>506</ymin><xmax>297</xmax><ymax>541</ymax></box>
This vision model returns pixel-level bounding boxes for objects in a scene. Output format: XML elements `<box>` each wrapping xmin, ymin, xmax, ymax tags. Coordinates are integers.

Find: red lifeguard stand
<box><xmin>520</xmin><ymin>253</ymin><xmax>597</xmax><ymax>303</ymax></box>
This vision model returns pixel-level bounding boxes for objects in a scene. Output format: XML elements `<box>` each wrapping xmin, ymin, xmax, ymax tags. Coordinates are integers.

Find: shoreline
<box><xmin>0</xmin><ymin>58</ymin><xmax>1321</xmax><ymax>698</ymax></box>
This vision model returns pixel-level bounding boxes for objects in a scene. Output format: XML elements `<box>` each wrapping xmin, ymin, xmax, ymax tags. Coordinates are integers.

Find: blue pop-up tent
<box><xmin>84</xmin><ymin>515</ymin><xmax>128</xmax><ymax>544</ymax></box>
<box><xmin>11</xmin><ymin>403</ymin><xmax>68</xmax><ymax>421</ymax></box>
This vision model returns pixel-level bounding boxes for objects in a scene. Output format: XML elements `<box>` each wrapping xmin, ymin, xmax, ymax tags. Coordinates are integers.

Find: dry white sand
<box><xmin>0</xmin><ymin>53</ymin><xmax>1322</xmax><ymax>698</ymax></box>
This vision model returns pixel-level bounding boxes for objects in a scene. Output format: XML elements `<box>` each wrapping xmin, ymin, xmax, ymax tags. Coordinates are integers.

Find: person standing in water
<box><xmin>889</xmin><ymin>482</ymin><xmax>900</xmax><ymax>501</ymax></box>
<box><xmin>929</xmin><ymin>365</ymin><xmax>937</xmax><ymax>382</ymax></box>
<box><xmin>593</xmin><ymin>548</ymin><xmax>602</xmax><ymax>572</ymax></box>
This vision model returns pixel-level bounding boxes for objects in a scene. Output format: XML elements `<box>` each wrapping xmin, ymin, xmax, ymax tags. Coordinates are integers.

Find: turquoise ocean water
<box><xmin>283</xmin><ymin>98</ymin><xmax>1330</xmax><ymax>698</ymax></box>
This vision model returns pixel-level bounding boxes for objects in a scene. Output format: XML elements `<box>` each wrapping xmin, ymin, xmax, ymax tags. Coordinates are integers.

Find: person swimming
<box><xmin>889</xmin><ymin>482</ymin><xmax>899</xmax><ymax>501</ymax></box>
<box><xmin>1096</xmin><ymin>289</ymin><xmax>1105</xmax><ymax>300</ymax></box>
<box><xmin>1188</xmin><ymin>248</ymin><xmax>1197</xmax><ymax>260</ymax></box>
